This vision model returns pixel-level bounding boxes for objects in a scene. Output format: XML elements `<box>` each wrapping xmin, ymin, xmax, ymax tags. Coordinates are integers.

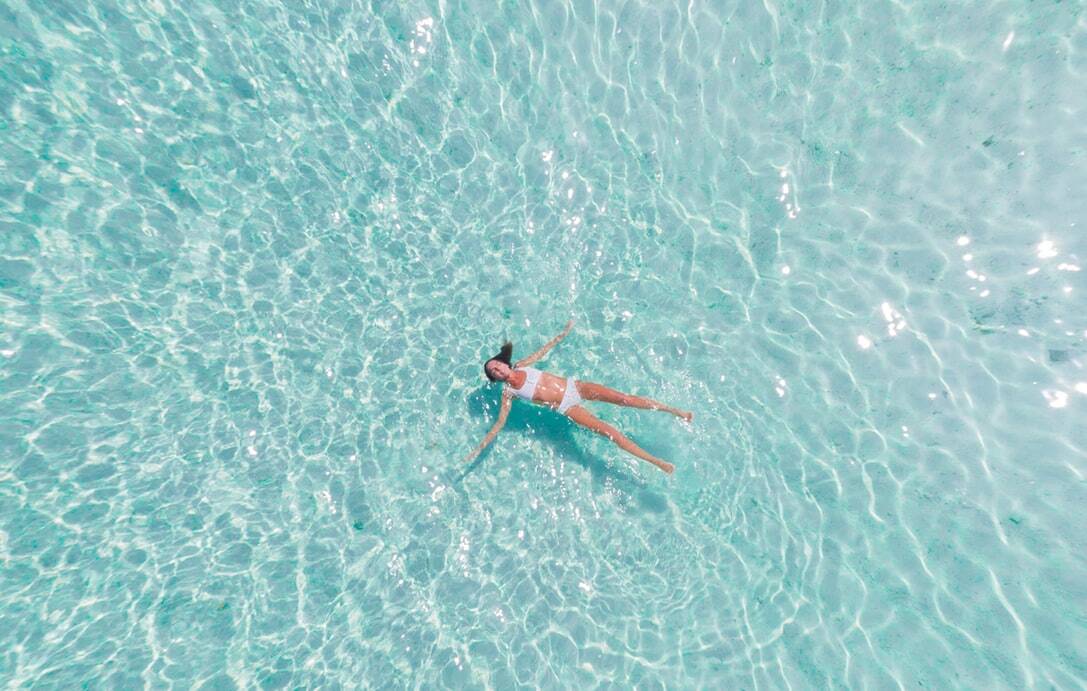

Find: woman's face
<box><xmin>486</xmin><ymin>360</ymin><xmax>512</xmax><ymax>381</ymax></box>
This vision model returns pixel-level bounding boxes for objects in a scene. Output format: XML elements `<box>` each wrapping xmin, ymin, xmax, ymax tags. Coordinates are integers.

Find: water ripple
<box><xmin>2</xmin><ymin>0</ymin><xmax>1086</xmax><ymax>687</ymax></box>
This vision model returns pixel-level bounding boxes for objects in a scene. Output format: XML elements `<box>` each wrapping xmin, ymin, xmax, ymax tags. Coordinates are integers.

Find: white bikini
<box><xmin>508</xmin><ymin>367</ymin><xmax>583</xmax><ymax>414</ymax></box>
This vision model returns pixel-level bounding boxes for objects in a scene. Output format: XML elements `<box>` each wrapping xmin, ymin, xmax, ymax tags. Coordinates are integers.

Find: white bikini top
<box><xmin>508</xmin><ymin>367</ymin><xmax>541</xmax><ymax>401</ymax></box>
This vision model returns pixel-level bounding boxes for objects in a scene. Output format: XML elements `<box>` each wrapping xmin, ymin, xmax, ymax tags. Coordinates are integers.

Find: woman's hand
<box><xmin>515</xmin><ymin>320</ymin><xmax>574</xmax><ymax>367</ymax></box>
<box><xmin>463</xmin><ymin>391</ymin><xmax>513</xmax><ymax>464</ymax></box>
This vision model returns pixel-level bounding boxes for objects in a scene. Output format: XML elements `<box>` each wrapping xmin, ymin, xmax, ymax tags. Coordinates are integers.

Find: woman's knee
<box><xmin>601</xmin><ymin>425</ymin><xmax>629</xmax><ymax>445</ymax></box>
<box><xmin>590</xmin><ymin>421</ymin><xmax>620</xmax><ymax>441</ymax></box>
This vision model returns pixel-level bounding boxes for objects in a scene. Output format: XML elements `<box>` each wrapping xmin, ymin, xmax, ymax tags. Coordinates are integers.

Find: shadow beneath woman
<box><xmin>455</xmin><ymin>387</ymin><xmax>666</xmax><ymax>508</ymax></box>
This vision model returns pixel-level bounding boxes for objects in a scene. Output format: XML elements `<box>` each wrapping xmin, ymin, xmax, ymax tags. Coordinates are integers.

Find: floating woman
<box><xmin>463</xmin><ymin>320</ymin><xmax>692</xmax><ymax>474</ymax></box>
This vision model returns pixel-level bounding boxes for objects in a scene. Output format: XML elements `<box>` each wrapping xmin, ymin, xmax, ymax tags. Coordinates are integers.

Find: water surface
<box><xmin>2</xmin><ymin>0</ymin><xmax>1086</xmax><ymax>687</ymax></box>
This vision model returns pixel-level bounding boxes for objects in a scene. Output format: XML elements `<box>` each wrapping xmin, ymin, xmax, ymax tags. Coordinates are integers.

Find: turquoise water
<box><xmin>2</xmin><ymin>0</ymin><xmax>1086</xmax><ymax>687</ymax></box>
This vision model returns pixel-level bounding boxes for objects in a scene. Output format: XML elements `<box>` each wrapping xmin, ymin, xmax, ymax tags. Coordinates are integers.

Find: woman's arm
<box><xmin>462</xmin><ymin>391</ymin><xmax>513</xmax><ymax>463</ymax></box>
<box><xmin>514</xmin><ymin>320</ymin><xmax>574</xmax><ymax>367</ymax></box>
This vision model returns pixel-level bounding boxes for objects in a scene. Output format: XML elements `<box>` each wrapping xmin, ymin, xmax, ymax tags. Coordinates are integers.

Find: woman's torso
<box><xmin>508</xmin><ymin>367</ymin><xmax>569</xmax><ymax>407</ymax></box>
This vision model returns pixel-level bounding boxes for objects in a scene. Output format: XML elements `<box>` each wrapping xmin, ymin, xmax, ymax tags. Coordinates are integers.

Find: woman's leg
<box><xmin>565</xmin><ymin>406</ymin><xmax>674</xmax><ymax>474</ymax></box>
<box><xmin>577</xmin><ymin>381</ymin><xmax>692</xmax><ymax>421</ymax></box>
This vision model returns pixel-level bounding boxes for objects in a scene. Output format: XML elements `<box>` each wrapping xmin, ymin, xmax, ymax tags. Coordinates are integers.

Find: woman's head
<box><xmin>484</xmin><ymin>341</ymin><xmax>514</xmax><ymax>382</ymax></box>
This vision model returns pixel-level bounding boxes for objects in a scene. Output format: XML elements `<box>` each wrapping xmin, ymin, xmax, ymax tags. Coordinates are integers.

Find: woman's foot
<box><xmin>655</xmin><ymin>405</ymin><xmax>692</xmax><ymax>422</ymax></box>
<box><xmin>648</xmin><ymin>457</ymin><xmax>675</xmax><ymax>474</ymax></box>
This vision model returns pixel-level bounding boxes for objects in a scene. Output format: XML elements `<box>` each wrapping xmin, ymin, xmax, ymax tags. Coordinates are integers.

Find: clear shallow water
<box><xmin>2</xmin><ymin>0</ymin><xmax>1086</xmax><ymax>687</ymax></box>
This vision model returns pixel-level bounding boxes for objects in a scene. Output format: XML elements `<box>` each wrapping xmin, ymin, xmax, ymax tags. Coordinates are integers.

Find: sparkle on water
<box><xmin>2</xmin><ymin>0</ymin><xmax>1086</xmax><ymax>688</ymax></box>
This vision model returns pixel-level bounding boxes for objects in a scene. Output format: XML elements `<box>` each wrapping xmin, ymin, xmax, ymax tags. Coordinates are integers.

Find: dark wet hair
<box><xmin>483</xmin><ymin>341</ymin><xmax>513</xmax><ymax>382</ymax></box>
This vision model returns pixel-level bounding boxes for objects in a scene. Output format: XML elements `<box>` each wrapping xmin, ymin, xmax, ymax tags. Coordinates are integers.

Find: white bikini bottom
<box><xmin>557</xmin><ymin>377</ymin><xmax>583</xmax><ymax>414</ymax></box>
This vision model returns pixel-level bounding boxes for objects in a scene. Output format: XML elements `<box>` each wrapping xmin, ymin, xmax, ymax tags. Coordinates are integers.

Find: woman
<box><xmin>463</xmin><ymin>320</ymin><xmax>692</xmax><ymax>474</ymax></box>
